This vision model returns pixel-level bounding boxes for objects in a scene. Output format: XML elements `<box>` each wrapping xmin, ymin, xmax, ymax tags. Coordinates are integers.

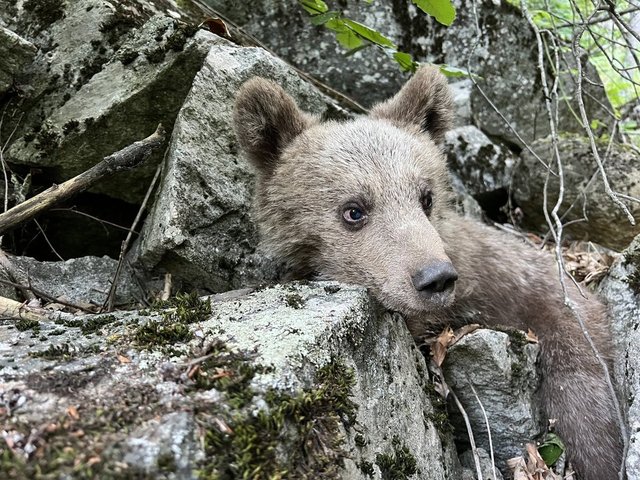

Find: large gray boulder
<box><xmin>6</xmin><ymin>255</ymin><xmax>143</xmax><ymax>307</ymax></box>
<box><xmin>600</xmin><ymin>234</ymin><xmax>640</xmax><ymax>479</ymax></box>
<box><xmin>7</xmin><ymin>14</ymin><xmax>222</xmax><ymax>203</ymax></box>
<box><xmin>131</xmin><ymin>43</ymin><xmax>346</xmax><ymax>291</ymax></box>
<box><xmin>203</xmin><ymin>0</ymin><xmax>407</xmax><ymax>107</ymax></box>
<box><xmin>445</xmin><ymin>125</ymin><xmax>517</xmax><ymax>196</ymax></box>
<box><xmin>0</xmin><ymin>26</ymin><xmax>36</xmax><ymax>95</ymax></box>
<box><xmin>443</xmin><ymin>329</ymin><xmax>541</xmax><ymax>473</ymax></box>
<box><xmin>203</xmin><ymin>0</ymin><xmax>610</xmax><ymax>146</ymax></box>
<box><xmin>512</xmin><ymin>135</ymin><xmax>640</xmax><ymax>250</ymax></box>
<box><xmin>0</xmin><ymin>281</ymin><xmax>461</xmax><ymax>479</ymax></box>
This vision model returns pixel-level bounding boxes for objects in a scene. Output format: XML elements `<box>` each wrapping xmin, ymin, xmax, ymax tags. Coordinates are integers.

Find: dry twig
<box><xmin>0</xmin><ymin>124</ymin><xmax>166</xmax><ymax>236</ymax></box>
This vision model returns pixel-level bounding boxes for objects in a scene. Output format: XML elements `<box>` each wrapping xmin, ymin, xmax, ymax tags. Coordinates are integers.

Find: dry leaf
<box><xmin>211</xmin><ymin>368</ymin><xmax>233</xmax><ymax>380</ymax></box>
<box><xmin>526</xmin><ymin>328</ymin><xmax>539</xmax><ymax>343</ymax></box>
<box><xmin>200</xmin><ymin>18</ymin><xmax>230</xmax><ymax>37</ymax></box>
<box><xmin>507</xmin><ymin>455</ymin><xmax>533</xmax><ymax>480</ymax></box>
<box><xmin>187</xmin><ymin>364</ymin><xmax>200</xmax><ymax>379</ymax></box>
<box><xmin>66</xmin><ymin>405</ymin><xmax>80</xmax><ymax>420</ymax></box>
<box><xmin>431</xmin><ymin>327</ymin><xmax>454</xmax><ymax>367</ymax></box>
<box><xmin>87</xmin><ymin>456</ymin><xmax>101</xmax><ymax>467</ymax></box>
<box><xmin>116</xmin><ymin>354</ymin><xmax>131</xmax><ymax>364</ymax></box>
<box><xmin>450</xmin><ymin>323</ymin><xmax>481</xmax><ymax>347</ymax></box>
<box><xmin>213</xmin><ymin>416</ymin><xmax>233</xmax><ymax>434</ymax></box>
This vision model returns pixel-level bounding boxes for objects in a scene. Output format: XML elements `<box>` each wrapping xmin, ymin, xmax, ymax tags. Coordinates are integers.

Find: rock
<box><xmin>0</xmin><ymin>26</ymin><xmax>36</xmax><ymax>95</ymax></box>
<box><xmin>445</xmin><ymin>125</ymin><xmax>517</xmax><ymax>196</ymax></box>
<box><xmin>131</xmin><ymin>43</ymin><xmax>346</xmax><ymax>291</ymax></box>
<box><xmin>122</xmin><ymin>412</ymin><xmax>203</xmax><ymax>478</ymax></box>
<box><xmin>599</xmin><ymin>234</ymin><xmax>640</xmax><ymax>479</ymax></box>
<box><xmin>7</xmin><ymin>255</ymin><xmax>142</xmax><ymax>307</ymax></box>
<box><xmin>443</xmin><ymin>329</ymin><xmax>541</xmax><ymax>473</ymax></box>
<box><xmin>206</xmin><ymin>0</ymin><xmax>611</xmax><ymax>145</ymax></box>
<box><xmin>0</xmin><ymin>281</ymin><xmax>461</xmax><ymax>479</ymax></box>
<box><xmin>204</xmin><ymin>0</ymin><xmax>407</xmax><ymax>107</ymax></box>
<box><xmin>7</xmin><ymin>15</ymin><xmax>223</xmax><ymax>203</ymax></box>
<box><xmin>512</xmin><ymin>135</ymin><xmax>640</xmax><ymax>250</ymax></box>
<box><xmin>460</xmin><ymin>448</ymin><xmax>504</xmax><ymax>480</ymax></box>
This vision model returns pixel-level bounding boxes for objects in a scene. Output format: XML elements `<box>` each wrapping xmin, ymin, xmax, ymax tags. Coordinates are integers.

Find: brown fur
<box><xmin>233</xmin><ymin>66</ymin><xmax>623</xmax><ymax>480</ymax></box>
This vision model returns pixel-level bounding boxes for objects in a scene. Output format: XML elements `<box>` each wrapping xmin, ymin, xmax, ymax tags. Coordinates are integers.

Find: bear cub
<box><xmin>233</xmin><ymin>66</ymin><xmax>623</xmax><ymax>480</ymax></box>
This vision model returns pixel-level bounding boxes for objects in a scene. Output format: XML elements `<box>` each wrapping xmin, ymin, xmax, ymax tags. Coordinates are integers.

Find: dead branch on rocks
<box><xmin>0</xmin><ymin>124</ymin><xmax>166</xmax><ymax>236</ymax></box>
<box><xmin>0</xmin><ymin>294</ymin><xmax>48</xmax><ymax>322</ymax></box>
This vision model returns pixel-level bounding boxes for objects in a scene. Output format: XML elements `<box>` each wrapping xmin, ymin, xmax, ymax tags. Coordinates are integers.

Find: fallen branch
<box><xmin>0</xmin><ymin>277</ymin><xmax>95</xmax><ymax>313</ymax></box>
<box><xmin>0</xmin><ymin>124</ymin><xmax>166</xmax><ymax>236</ymax></box>
<box><xmin>0</xmin><ymin>295</ymin><xmax>48</xmax><ymax>322</ymax></box>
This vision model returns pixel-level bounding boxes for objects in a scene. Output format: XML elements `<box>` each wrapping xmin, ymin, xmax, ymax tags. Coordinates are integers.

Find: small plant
<box><xmin>298</xmin><ymin>0</ymin><xmax>464</xmax><ymax>76</ymax></box>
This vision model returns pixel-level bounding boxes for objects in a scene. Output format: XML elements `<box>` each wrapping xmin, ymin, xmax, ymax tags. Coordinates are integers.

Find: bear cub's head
<box><xmin>234</xmin><ymin>66</ymin><xmax>459</xmax><ymax>318</ymax></box>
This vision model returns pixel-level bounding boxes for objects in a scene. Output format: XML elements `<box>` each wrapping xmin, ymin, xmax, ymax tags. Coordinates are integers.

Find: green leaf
<box><xmin>309</xmin><ymin>11</ymin><xmax>340</xmax><ymax>25</ymax></box>
<box><xmin>325</xmin><ymin>17</ymin><xmax>349</xmax><ymax>33</ymax></box>
<box><xmin>342</xmin><ymin>18</ymin><xmax>397</xmax><ymax>49</ymax></box>
<box><xmin>336</xmin><ymin>30</ymin><xmax>364</xmax><ymax>50</ymax></box>
<box><xmin>538</xmin><ymin>433</ymin><xmax>565</xmax><ymax>467</ymax></box>
<box><xmin>412</xmin><ymin>0</ymin><xmax>456</xmax><ymax>26</ymax></box>
<box><xmin>393</xmin><ymin>52</ymin><xmax>417</xmax><ymax>72</ymax></box>
<box><xmin>344</xmin><ymin>44</ymin><xmax>372</xmax><ymax>57</ymax></box>
<box><xmin>299</xmin><ymin>0</ymin><xmax>328</xmax><ymax>15</ymax></box>
<box><xmin>438</xmin><ymin>64</ymin><xmax>471</xmax><ymax>78</ymax></box>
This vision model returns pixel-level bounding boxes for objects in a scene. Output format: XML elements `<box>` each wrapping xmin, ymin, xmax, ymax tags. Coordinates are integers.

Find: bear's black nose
<box><xmin>412</xmin><ymin>262</ymin><xmax>458</xmax><ymax>296</ymax></box>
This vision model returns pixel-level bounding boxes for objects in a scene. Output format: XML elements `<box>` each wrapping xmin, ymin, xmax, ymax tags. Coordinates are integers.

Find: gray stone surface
<box><xmin>0</xmin><ymin>25</ymin><xmax>36</xmax><ymax>94</ymax></box>
<box><xmin>512</xmin><ymin>135</ymin><xmax>640</xmax><ymax>250</ymax></box>
<box><xmin>600</xmin><ymin>234</ymin><xmax>640</xmax><ymax>479</ymax></box>
<box><xmin>132</xmin><ymin>43</ymin><xmax>346</xmax><ymax>292</ymax></box>
<box><xmin>7</xmin><ymin>15</ymin><xmax>223</xmax><ymax>203</ymax></box>
<box><xmin>460</xmin><ymin>448</ymin><xmax>504</xmax><ymax>480</ymax></box>
<box><xmin>8</xmin><ymin>255</ymin><xmax>142</xmax><ymax>307</ymax></box>
<box><xmin>443</xmin><ymin>329</ymin><xmax>542</xmax><ymax>472</ymax></box>
<box><xmin>204</xmin><ymin>0</ymin><xmax>407</xmax><ymax>107</ymax></box>
<box><xmin>0</xmin><ymin>281</ymin><xmax>461</xmax><ymax>479</ymax></box>
<box><xmin>204</xmin><ymin>0</ymin><xmax>610</xmax><ymax>145</ymax></box>
<box><xmin>445</xmin><ymin>125</ymin><xmax>517</xmax><ymax>196</ymax></box>
<box><xmin>122</xmin><ymin>412</ymin><xmax>203</xmax><ymax>478</ymax></box>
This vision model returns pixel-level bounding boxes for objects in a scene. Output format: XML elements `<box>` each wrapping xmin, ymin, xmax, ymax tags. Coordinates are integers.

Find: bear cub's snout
<box><xmin>411</xmin><ymin>261</ymin><xmax>458</xmax><ymax>301</ymax></box>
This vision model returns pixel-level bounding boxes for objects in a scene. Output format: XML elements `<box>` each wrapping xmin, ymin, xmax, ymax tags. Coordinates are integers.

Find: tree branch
<box><xmin>0</xmin><ymin>124</ymin><xmax>166</xmax><ymax>236</ymax></box>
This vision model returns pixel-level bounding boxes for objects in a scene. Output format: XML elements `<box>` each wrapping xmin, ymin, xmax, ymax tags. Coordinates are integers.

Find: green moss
<box><xmin>624</xmin><ymin>247</ymin><xmax>640</xmax><ymax>293</ymax></box>
<box><xmin>35</xmin><ymin>127</ymin><xmax>61</xmax><ymax>152</ymax></box>
<box><xmin>198</xmin><ymin>360</ymin><xmax>357</xmax><ymax>479</ymax></box>
<box><xmin>358</xmin><ymin>460</ymin><xmax>375</xmax><ymax>477</ymax></box>
<box><xmin>153</xmin><ymin>292</ymin><xmax>212</xmax><ymax>323</ymax></box>
<box><xmin>1</xmin><ymin>385</ymin><xmax>160</xmax><ymax>479</ymax></box>
<box><xmin>423</xmin><ymin>382</ymin><xmax>453</xmax><ymax>441</ymax></box>
<box><xmin>80</xmin><ymin>315</ymin><xmax>117</xmax><ymax>335</ymax></box>
<box><xmin>29</xmin><ymin>343</ymin><xmax>74</xmax><ymax>360</ymax></box>
<box><xmin>285</xmin><ymin>293</ymin><xmax>306</xmax><ymax>309</ymax></box>
<box><xmin>375</xmin><ymin>436</ymin><xmax>418</xmax><ymax>480</ymax></box>
<box><xmin>133</xmin><ymin>293</ymin><xmax>211</xmax><ymax>349</ymax></box>
<box><xmin>134</xmin><ymin>319</ymin><xmax>193</xmax><ymax>347</ymax></box>
<box><xmin>166</xmin><ymin>22</ymin><xmax>199</xmax><ymax>52</ymax></box>
<box><xmin>24</xmin><ymin>0</ymin><xmax>64</xmax><ymax>27</ymax></box>
<box><xmin>55</xmin><ymin>315</ymin><xmax>117</xmax><ymax>335</ymax></box>
<box><xmin>15</xmin><ymin>318</ymin><xmax>40</xmax><ymax>332</ymax></box>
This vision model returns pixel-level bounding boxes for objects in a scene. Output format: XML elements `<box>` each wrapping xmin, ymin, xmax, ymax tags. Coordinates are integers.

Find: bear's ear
<box><xmin>371</xmin><ymin>66</ymin><xmax>453</xmax><ymax>144</ymax></box>
<box><xmin>233</xmin><ymin>78</ymin><xmax>309</xmax><ymax>176</ymax></box>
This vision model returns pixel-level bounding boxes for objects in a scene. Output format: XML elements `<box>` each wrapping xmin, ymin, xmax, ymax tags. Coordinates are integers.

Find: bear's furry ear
<box><xmin>371</xmin><ymin>66</ymin><xmax>453</xmax><ymax>144</ymax></box>
<box><xmin>233</xmin><ymin>78</ymin><xmax>309</xmax><ymax>175</ymax></box>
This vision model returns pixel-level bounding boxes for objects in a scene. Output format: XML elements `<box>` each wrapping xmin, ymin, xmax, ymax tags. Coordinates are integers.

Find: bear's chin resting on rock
<box><xmin>232</xmin><ymin>65</ymin><xmax>624</xmax><ymax>480</ymax></box>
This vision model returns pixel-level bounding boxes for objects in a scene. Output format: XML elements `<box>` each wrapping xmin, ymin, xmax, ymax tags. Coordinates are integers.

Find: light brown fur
<box><xmin>233</xmin><ymin>67</ymin><xmax>623</xmax><ymax>479</ymax></box>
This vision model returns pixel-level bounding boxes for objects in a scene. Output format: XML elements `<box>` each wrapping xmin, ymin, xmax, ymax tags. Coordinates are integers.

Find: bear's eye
<box><xmin>342</xmin><ymin>205</ymin><xmax>367</xmax><ymax>228</ymax></box>
<box><xmin>421</xmin><ymin>191</ymin><xmax>433</xmax><ymax>216</ymax></box>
